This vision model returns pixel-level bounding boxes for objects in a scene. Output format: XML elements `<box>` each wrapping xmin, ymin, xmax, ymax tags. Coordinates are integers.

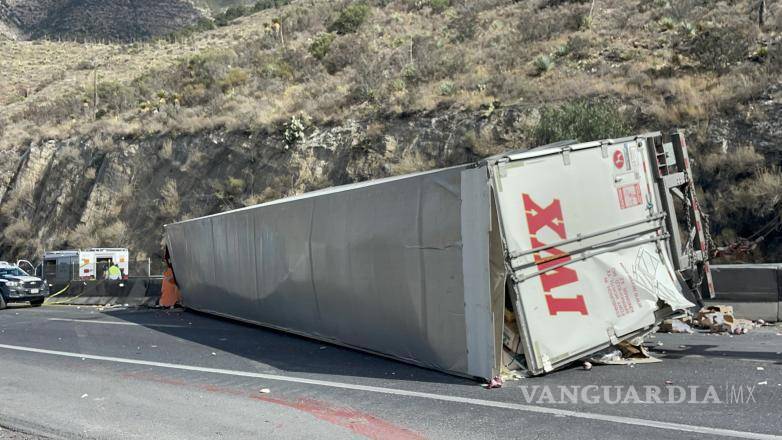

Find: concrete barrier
<box><xmin>708</xmin><ymin>264</ymin><xmax>781</xmax><ymax>322</ymax></box>
<box><xmin>45</xmin><ymin>277</ymin><xmax>162</xmax><ymax>306</ymax></box>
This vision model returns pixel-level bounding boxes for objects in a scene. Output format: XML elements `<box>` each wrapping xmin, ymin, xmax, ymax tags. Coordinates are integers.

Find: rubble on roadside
<box><xmin>587</xmin><ymin>340</ymin><xmax>661</xmax><ymax>366</ymax></box>
<box><xmin>659</xmin><ymin>305</ymin><xmax>764</xmax><ymax>335</ymax></box>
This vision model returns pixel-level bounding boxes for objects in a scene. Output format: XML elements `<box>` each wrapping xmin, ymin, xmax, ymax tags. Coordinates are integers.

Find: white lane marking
<box><xmin>0</xmin><ymin>344</ymin><xmax>778</xmax><ymax>440</ymax></box>
<box><xmin>47</xmin><ymin>318</ymin><xmax>191</xmax><ymax>329</ymax></box>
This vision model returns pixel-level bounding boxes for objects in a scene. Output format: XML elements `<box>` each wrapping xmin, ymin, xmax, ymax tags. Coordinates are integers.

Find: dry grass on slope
<box><xmin>1</xmin><ymin>0</ymin><xmax>780</xmax><ymax>153</ymax></box>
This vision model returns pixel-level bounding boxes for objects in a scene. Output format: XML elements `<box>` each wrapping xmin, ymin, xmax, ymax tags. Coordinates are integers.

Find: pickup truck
<box><xmin>0</xmin><ymin>261</ymin><xmax>48</xmax><ymax>309</ymax></box>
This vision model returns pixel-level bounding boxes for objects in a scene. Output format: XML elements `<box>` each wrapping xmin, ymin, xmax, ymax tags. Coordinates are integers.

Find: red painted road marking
<box><xmin>123</xmin><ymin>372</ymin><xmax>424</xmax><ymax>440</ymax></box>
<box><xmin>253</xmin><ymin>395</ymin><xmax>424</xmax><ymax>440</ymax></box>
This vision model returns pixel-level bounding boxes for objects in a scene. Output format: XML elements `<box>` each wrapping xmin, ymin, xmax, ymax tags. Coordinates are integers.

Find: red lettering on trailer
<box><xmin>522</xmin><ymin>194</ymin><xmax>566</xmax><ymax>238</ymax></box>
<box><xmin>530</xmin><ymin>237</ymin><xmax>579</xmax><ymax>292</ymax></box>
<box><xmin>523</xmin><ymin>194</ymin><xmax>588</xmax><ymax>316</ymax></box>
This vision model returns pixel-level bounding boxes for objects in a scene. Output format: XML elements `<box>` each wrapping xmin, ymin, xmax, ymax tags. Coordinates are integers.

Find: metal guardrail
<box><xmin>709</xmin><ymin>264</ymin><xmax>781</xmax><ymax>322</ymax></box>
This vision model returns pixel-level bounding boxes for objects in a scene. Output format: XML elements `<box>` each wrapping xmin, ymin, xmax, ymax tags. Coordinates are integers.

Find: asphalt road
<box><xmin>0</xmin><ymin>305</ymin><xmax>780</xmax><ymax>440</ymax></box>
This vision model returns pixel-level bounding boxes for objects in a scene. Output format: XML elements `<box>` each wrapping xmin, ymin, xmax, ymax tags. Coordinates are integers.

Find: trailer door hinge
<box><xmin>562</xmin><ymin>147</ymin><xmax>572</xmax><ymax>166</ymax></box>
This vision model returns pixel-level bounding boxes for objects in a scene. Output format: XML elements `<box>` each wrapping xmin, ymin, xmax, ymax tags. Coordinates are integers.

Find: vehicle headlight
<box><xmin>5</xmin><ymin>281</ymin><xmax>18</xmax><ymax>287</ymax></box>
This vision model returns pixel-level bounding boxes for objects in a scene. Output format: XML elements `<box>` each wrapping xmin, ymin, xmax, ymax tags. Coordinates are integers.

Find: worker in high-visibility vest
<box><xmin>107</xmin><ymin>263</ymin><xmax>122</xmax><ymax>280</ymax></box>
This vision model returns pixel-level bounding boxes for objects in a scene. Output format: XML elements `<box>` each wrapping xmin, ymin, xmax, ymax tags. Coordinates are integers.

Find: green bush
<box><xmin>309</xmin><ymin>32</ymin><xmax>336</xmax><ymax>61</ymax></box>
<box><xmin>533</xmin><ymin>99</ymin><xmax>631</xmax><ymax>145</ymax></box>
<box><xmin>681</xmin><ymin>25</ymin><xmax>754</xmax><ymax>73</ymax></box>
<box><xmin>429</xmin><ymin>0</ymin><xmax>451</xmax><ymax>13</ymax></box>
<box><xmin>252</xmin><ymin>0</ymin><xmax>291</xmax><ymax>11</ymax></box>
<box><xmin>438</xmin><ymin>81</ymin><xmax>456</xmax><ymax>96</ymax></box>
<box><xmin>533</xmin><ymin>55</ymin><xmax>554</xmax><ymax>75</ymax></box>
<box><xmin>659</xmin><ymin>17</ymin><xmax>676</xmax><ymax>31</ymax></box>
<box><xmin>219</xmin><ymin>68</ymin><xmax>249</xmax><ymax>92</ymax></box>
<box><xmin>94</xmin><ymin>81</ymin><xmax>137</xmax><ymax>115</ymax></box>
<box><xmin>216</xmin><ymin>6</ymin><xmax>253</xmax><ymax>26</ymax></box>
<box><xmin>544</xmin><ymin>0</ymin><xmax>590</xmax><ymax>6</ymax></box>
<box><xmin>565</xmin><ymin>35</ymin><xmax>591</xmax><ymax>59</ymax></box>
<box><xmin>328</xmin><ymin>3</ymin><xmax>371</xmax><ymax>35</ymax></box>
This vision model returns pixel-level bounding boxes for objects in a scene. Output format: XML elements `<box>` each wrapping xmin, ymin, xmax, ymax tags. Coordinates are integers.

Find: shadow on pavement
<box><xmin>649</xmin><ymin>339</ymin><xmax>782</xmax><ymax>365</ymax></box>
<box><xmin>103</xmin><ymin>306</ymin><xmax>476</xmax><ymax>386</ymax></box>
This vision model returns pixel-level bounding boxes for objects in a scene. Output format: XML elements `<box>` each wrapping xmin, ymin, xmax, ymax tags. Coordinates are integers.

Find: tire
<box><xmin>0</xmin><ymin>295</ymin><xmax>6</xmax><ymax>310</ymax></box>
<box><xmin>30</xmin><ymin>299</ymin><xmax>44</xmax><ymax>307</ymax></box>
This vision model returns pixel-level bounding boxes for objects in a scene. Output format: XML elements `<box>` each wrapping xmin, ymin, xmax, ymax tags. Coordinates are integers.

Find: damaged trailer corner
<box><xmin>164</xmin><ymin>131</ymin><xmax>706</xmax><ymax>381</ymax></box>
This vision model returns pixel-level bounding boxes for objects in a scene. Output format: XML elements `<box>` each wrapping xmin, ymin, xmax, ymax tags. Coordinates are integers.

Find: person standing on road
<box><xmin>107</xmin><ymin>262</ymin><xmax>122</xmax><ymax>280</ymax></box>
<box><xmin>160</xmin><ymin>253</ymin><xmax>181</xmax><ymax>308</ymax></box>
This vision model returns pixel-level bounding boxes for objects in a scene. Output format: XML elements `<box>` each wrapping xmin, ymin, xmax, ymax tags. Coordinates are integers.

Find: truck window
<box><xmin>44</xmin><ymin>259</ymin><xmax>57</xmax><ymax>282</ymax></box>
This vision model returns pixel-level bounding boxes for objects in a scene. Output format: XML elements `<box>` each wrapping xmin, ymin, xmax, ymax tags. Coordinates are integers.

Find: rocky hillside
<box><xmin>0</xmin><ymin>0</ymin><xmax>261</xmax><ymax>41</ymax></box>
<box><xmin>1</xmin><ymin>0</ymin><xmax>781</xmax><ymax>265</ymax></box>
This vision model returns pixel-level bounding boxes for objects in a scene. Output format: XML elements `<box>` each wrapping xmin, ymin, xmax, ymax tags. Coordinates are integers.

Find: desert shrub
<box><xmin>328</xmin><ymin>2</ymin><xmax>371</xmax><ymax>35</ymax></box>
<box><xmin>543</xmin><ymin>0</ymin><xmax>590</xmax><ymax>6</ymax></box>
<box><xmin>252</xmin><ymin>0</ymin><xmax>291</xmax><ymax>11</ymax></box>
<box><xmin>176</xmin><ymin>50</ymin><xmax>238</xmax><ymax>105</ymax></box>
<box><xmin>409</xmin><ymin>36</ymin><xmax>464</xmax><ymax>82</ymax></box>
<box><xmin>533</xmin><ymin>55</ymin><xmax>554</xmax><ymax>75</ymax></box>
<box><xmin>321</xmin><ymin>33</ymin><xmax>363</xmax><ymax>73</ymax></box>
<box><xmin>428</xmin><ymin>0</ymin><xmax>451</xmax><ymax>13</ymax></box>
<box><xmin>159</xmin><ymin>178</ymin><xmax>181</xmax><ymax>218</ymax></box>
<box><xmin>3</xmin><ymin>218</ymin><xmax>32</xmax><ymax>246</ymax></box>
<box><xmin>438</xmin><ymin>81</ymin><xmax>456</xmax><ymax>96</ymax></box>
<box><xmin>225</xmin><ymin>177</ymin><xmax>246</xmax><ymax>195</ymax></box>
<box><xmin>215</xmin><ymin>6</ymin><xmax>250</xmax><ymax>26</ymax></box>
<box><xmin>17</xmin><ymin>95</ymin><xmax>84</xmax><ymax>126</ymax></box>
<box><xmin>253</xmin><ymin>53</ymin><xmax>295</xmax><ymax>80</ymax></box>
<box><xmin>94</xmin><ymin>81</ymin><xmax>137</xmax><ymax>115</ymax></box>
<box><xmin>565</xmin><ymin>35</ymin><xmax>592</xmax><ymax>59</ymax></box>
<box><xmin>160</xmin><ymin>18</ymin><xmax>216</xmax><ymax>42</ymax></box>
<box><xmin>309</xmin><ymin>32</ymin><xmax>336</xmax><ymax>61</ymax></box>
<box><xmin>698</xmin><ymin>145</ymin><xmax>765</xmax><ymax>188</ymax></box>
<box><xmin>283</xmin><ymin>115</ymin><xmax>305</xmax><ymax>146</ymax></box>
<box><xmin>533</xmin><ymin>99</ymin><xmax>631</xmax><ymax>145</ymax></box>
<box><xmin>680</xmin><ymin>25</ymin><xmax>754</xmax><ymax>73</ymax></box>
<box><xmin>219</xmin><ymin>68</ymin><xmax>249</xmax><ymax>92</ymax></box>
<box><xmin>447</xmin><ymin>6</ymin><xmax>478</xmax><ymax>42</ymax></box>
<box><xmin>517</xmin><ymin>5</ymin><xmax>586</xmax><ymax>42</ymax></box>
<box><xmin>667</xmin><ymin>0</ymin><xmax>705</xmax><ymax>22</ymax></box>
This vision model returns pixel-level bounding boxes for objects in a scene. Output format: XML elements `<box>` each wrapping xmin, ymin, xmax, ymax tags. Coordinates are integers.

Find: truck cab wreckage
<box><xmin>165</xmin><ymin>130</ymin><xmax>713</xmax><ymax>381</ymax></box>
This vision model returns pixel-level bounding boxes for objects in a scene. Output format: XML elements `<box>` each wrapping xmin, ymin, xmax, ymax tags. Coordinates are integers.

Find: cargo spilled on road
<box><xmin>164</xmin><ymin>131</ymin><xmax>713</xmax><ymax>381</ymax></box>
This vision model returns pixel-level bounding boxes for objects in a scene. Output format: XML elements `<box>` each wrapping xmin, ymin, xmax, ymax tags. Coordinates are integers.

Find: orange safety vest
<box><xmin>160</xmin><ymin>268</ymin><xmax>182</xmax><ymax>307</ymax></box>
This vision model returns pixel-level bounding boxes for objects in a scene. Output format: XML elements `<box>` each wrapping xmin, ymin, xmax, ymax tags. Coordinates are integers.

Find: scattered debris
<box><xmin>484</xmin><ymin>376</ymin><xmax>503</xmax><ymax>389</ymax></box>
<box><xmin>259</xmin><ymin>388</ymin><xmax>271</xmax><ymax>394</ymax></box>
<box><xmin>582</xmin><ymin>361</ymin><xmax>592</xmax><ymax>371</ymax></box>
<box><xmin>758</xmin><ymin>381</ymin><xmax>768</xmax><ymax>385</ymax></box>
<box><xmin>665</xmin><ymin>380</ymin><xmax>674</xmax><ymax>385</ymax></box>
<box><xmin>587</xmin><ymin>341</ymin><xmax>661</xmax><ymax>366</ymax></box>
<box><xmin>659</xmin><ymin>319</ymin><xmax>694</xmax><ymax>334</ymax></box>
<box><xmin>500</xmin><ymin>368</ymin><xmax>525</xmax><ymax>381</ymax></box>
<box><xmin>659</xmin><ymin>305</ymin><xmax>758</xmax><ymax>335</ymax></box>
<box><xmin>80</xmin><ymin>394</ymin><xmax>88</xmax><ymax>399</ymax></box>
<box><xmin>757</xmin><ymin>367</ymin><xmax>765</xmax><ymax>371</ymax></box>
<box><xmin>210</xmin><ymin>352</ymin><xmax>217</xmax><ymax>356</ymax></box>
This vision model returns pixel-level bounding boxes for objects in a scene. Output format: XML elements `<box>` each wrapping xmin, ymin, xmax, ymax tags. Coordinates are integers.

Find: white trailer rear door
<box><xmin>490</xmin><ymin>137</ymin><xmax>693</xmax><ymax>375</ymax></box>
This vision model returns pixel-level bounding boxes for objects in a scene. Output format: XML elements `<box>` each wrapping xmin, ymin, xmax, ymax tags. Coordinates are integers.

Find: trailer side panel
<box><xmin>165</xmin><ymin>166</ymin><xmax>497</xmax><ymax>379</ymax></box>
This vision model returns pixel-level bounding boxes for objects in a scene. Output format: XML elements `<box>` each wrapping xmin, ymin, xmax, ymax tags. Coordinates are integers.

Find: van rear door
<box><xmin>490</xmin><ymin>136</ymin><xmax>693</xmax><ymax>375</ymax></box>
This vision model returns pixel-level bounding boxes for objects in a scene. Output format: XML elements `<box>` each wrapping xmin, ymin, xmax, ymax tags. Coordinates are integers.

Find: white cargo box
<box><xmin>166</xmin><ymin>133</ymin><xmax>695</xmax><ymax>380</ymax></box>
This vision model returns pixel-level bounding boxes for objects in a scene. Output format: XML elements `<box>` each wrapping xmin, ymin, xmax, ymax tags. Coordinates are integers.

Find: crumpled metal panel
<box><xmin>165</xmin><ymin>166</ymin><xmax>496</xmax><ymax>379</ymax></box>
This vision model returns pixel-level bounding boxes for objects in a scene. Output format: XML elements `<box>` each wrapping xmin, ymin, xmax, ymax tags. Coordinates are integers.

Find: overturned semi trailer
<box><xmin>165</xmin><ymin>131</ymin><xmax>711</xmax><ymax>380</ymax></box>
